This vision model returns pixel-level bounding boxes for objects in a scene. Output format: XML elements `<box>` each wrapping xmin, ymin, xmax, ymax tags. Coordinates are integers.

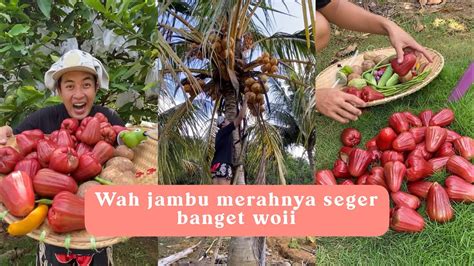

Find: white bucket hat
<box><xmin>44</xmin><ymin>49</ymin><xmax>109</xmax><ymax>90</ymax></box>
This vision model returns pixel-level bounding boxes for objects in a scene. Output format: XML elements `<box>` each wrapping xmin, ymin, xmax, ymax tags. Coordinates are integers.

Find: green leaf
<box><xmin>37</xmin><ymin>0</ymin><xmax>52</xmax><ymax>19</ymax></box>
<box><xmin>84</xmin><ymin>0</ymin><xmax>106</xmax><ymax>13</ymax></box>
<box><xmin>8</xmin><ymin>24</ymin><xmax>30</xmax><ymax>36</ymax></box>
<box><xmin>0</xmin><ymin>12</ymin><xmax>11</xmax><ymax>22</ymax></box>
<box><xmin>0</xmin><ymin>104</ymin><xmax>16</xmax><ymax>113</ymax></box>
<box><xmin>16</xmin><ymin>86</ymin><xmax>43</xmax><ymax>105</ymax></box>
<box><xmin>12</xmin><ymin>43</ymin><xmax>25</xmax><ymax>51</ymax></box>
<box><xmin>142</xmin><ymin>82</ymin><xmax>157</xmax><ymax>91</ymax></box>
<box><xmin>43</xmin><ymin>96</ymin><xmax>62</xmax><ymax>106</ymax></box>
<box><xmin>0</xmin><ymin>45</ymin><xmax>11</xmax><ymax>53</ymax></box>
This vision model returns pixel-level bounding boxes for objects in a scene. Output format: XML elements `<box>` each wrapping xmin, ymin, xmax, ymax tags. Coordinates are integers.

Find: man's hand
<box><xmin>0</xmin><ymin>126</ymin><xmax>13</xmax><ymax>145</ymax></box>
<box><xmin>385</xmin><ymin>21</ymin><xmax>433</xmax><ymax>63</ymax></box>
<box><xmin>315</xmin><ymin>88</ymin><xmax>366</xmax><ymax>124</ymax></box>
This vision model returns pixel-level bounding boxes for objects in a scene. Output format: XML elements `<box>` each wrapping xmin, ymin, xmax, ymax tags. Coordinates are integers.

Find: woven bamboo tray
<box><xmin>0</xmin><ymin>127</ymin><xmax>157</xmax><ymax>249</ymax></box>
<box><xmin>315</xmin><ymin>47</ymin><xmax>444</xmax><ymax>107</ymax></box>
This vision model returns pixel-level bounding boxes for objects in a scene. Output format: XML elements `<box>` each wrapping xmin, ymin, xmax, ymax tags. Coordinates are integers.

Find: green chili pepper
<box><xmin>364</xmin><ymin>72</ymin><xmax>377</xmax><ymax>85</ymax></box>
<box><xmin>386</xmin><ymin>73</ymin><xmax>400</xmax><ymax>87</ymax></box>
<box><xmin>378</xmin><ymin>65</ymin><xmax>393</xmax><ymax>87</ymax></box>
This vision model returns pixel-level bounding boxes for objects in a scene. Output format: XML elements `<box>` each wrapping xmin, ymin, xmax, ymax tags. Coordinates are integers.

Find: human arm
<box><xmin>233</xmin><ymin>97</ymin><xmax>248</xmax><ymax>127</ymax></box>
<box><xmin>315</xmin><ymin>88</ymin><xmax>366</xmax><ymax>124</ymax></box>
<box><xmin>318</xmin><ymin>0</ymin><xmax>432</xmax><ymax>63</ymax></box>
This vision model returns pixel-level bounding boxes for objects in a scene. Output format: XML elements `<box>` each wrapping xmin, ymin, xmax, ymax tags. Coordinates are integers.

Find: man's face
<box><xmin>58</xmin><ymin>71</ymin><xmax>97</xmax><ymax>120</ymax></box>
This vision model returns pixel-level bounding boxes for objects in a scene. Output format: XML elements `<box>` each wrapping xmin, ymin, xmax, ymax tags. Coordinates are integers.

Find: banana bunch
<box><xmin>244</xmin><ymin>75</ymin><xmax>268</xmax><ymax>116</ymax></box>
<box><xmin>257</xmin><ymin>52</ymin><xmax>279</xmax><ymax>75</ymax></box>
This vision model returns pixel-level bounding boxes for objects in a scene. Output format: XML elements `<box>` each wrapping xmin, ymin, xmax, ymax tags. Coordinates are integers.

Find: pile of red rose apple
<box><xmin>0</xmin><ymin>113</ymin><xmax>132</xmax><ymax>234</ymax></box>
<box><xmin>315</xmin><ymin>108</ymin><xmax>473</xmax><ymax>233</ymax></box>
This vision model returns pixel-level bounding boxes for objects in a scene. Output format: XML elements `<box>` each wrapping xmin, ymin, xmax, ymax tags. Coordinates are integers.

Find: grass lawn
<box><xmin>314</xmin><ymin>7</ymin><xmax>474</xmax><ymax>266</ymax></box>
<box><xmin>0</xmin><ymin>234</ymin><xmax>158</xmax><ymax>265</ymax></box>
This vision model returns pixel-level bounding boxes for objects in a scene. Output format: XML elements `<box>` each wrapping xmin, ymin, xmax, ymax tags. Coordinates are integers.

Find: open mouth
<box><xmin>72</xmin><ymin>103</ymin><xmax>87</xmax><ymax>114</ymax></box>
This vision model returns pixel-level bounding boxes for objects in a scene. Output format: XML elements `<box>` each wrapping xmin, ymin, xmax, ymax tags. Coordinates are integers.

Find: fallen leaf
<box><xmin>433</xmin><ymin>18</ymin><xmax>446</xmax><ymax>27</ymax></box>
<box><xmin>336</xmin><ymin>43</ymin><xmax>358</xmax><ymax>58</ymax></box>
<box><xmin>447</xmin><ymin>19</ymin><xmax>466</xmax><ymax>31</ymax></box>
<box><xmin>414</xmin><ymin>18</ymin><xmax>425</xmax><ymax>32</ymax></box>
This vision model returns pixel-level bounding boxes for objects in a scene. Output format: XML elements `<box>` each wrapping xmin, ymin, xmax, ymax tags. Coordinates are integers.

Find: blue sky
<box><xmin>257</xmin><ymin>1</ymin><xmax>305</xmax><ymax>35</ymax></box>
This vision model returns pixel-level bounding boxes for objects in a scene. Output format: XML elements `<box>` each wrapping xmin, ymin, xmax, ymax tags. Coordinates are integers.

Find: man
<box><xmin>211</xmin><ymin>97</ymin><xmax>248</xmax><ymax>185</ymax></box>
<box><xmin>0</xmin><ymin>49</ymin><xmax>123</xmax><ymax>265</ymax></box>
<box><xmin>315</xmin><ymin>0</ymin><xmax>433</xmax><ymax>124</ymax></box>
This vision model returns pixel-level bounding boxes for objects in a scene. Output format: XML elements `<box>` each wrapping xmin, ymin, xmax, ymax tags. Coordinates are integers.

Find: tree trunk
<box><xmin>223</xmin><ymin>87</ymin><xmax>260</xmax><ymax>265</ymax></box>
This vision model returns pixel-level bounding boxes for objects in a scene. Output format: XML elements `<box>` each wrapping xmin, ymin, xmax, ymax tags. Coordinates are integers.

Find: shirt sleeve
<box><xmin>316</xmin><ymin>0</ymin><xmax>331</xmax><ymax>10</ymax></box>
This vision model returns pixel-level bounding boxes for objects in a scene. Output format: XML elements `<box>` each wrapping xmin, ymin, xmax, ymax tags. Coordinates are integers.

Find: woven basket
<box><xmin>315</xmin><ymin>47</ymin><xmax>444</xmax><ymax>107</ymax></box>
<box><xmin>0</xmin><ymin>127</ymin><xmax>157</xmax><ymax>249</ymax></box>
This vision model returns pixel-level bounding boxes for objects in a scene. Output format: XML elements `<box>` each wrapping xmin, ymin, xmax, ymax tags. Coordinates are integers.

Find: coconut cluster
<box><xmin>183</xmin><ymin>78</ymin><xmax>206</xmax><ymax>97</ymax></box>
<box><xmin>257</xmin><ymin>52</ymin><xmax>278</xmax><ymax>74</ymax></box>
<box><xmin>244</xmin><ymin>75</ymin><xmax>268</xmax><ymax>116</ymax></box>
